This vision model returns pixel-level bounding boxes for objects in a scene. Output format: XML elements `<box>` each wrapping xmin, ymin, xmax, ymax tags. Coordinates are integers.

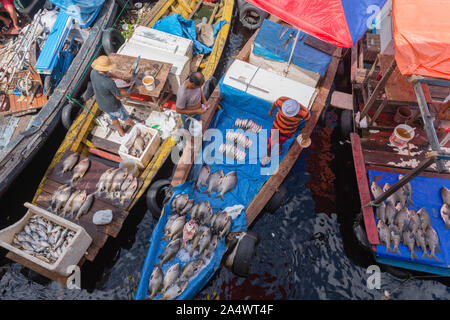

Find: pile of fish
<box><xmin>128</xmin><ymin>128</ymin><xmax>153</xmax><ymax>158</ymax></box>
<box><xmin>440</xmin><ymin>187</ymin><xmax>450</xmax><ymax>229</ymax></box>
<box><xmin>49</xmin><ymin>184</ymin><xmax>94</xmax><ymax>221</ymax></box>
<box><xmin>372</xmin><ymin>177</ymin><xmax>440</xmax><ymax>261</ymax></box>
<box><xmin>60</xmin><ymin>153</ymin><xmax>90</xmax><ymax>185</ymax></box>
<box><xmin>226</xmin><ymin>131</ymin><xmax>253</xmax><ymax>149</ymax></box>
<box><xmin>195</xmin><ymin>164</ymin><xmax>238</xmax><ymax>201</ymax></box>
<box><xmin>11</xmin><ymin>215</ymin><xmax>76</xmax><ymax>264</ymax></box>
<box><xmin>95</xmin><ymin>167</ymin><xmax>138</xmax><ymax>206</ymax></box>
<box><xmin>219</xmin><ymin>143</ymin><xmax>246</xmax><ymax>161</ymax></box>
<box><xmin>234</xmin><ymin>118</ymin><xmax>262</xmax><ymax>133</ymax></box>
<box><xmin>147</xmin><ymin>194</ymin><xmax>233</xmax><ymax>300</ymax></box>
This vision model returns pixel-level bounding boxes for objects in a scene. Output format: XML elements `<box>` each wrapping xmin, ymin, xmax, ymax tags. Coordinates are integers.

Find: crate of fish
<box><xmin>119</xmin><ymin>124</ymin><xmax>161</xmax><ymax>169</ymax></box>
<box><xmin>0</xmin><ymin>202</ymin><xmax>92</xmax><ymax>276</ymax></box>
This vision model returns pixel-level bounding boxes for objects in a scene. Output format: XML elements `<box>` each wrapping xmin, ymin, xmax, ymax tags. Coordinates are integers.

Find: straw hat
<box><xmin>91</xmin><ymin>55</ymin><xmax>116</xmax><ymax>72</ymax></box>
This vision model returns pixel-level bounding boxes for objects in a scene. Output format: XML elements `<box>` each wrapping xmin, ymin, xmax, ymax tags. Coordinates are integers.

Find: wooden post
<box><xmin>371</xmin><ymin>154</ymin><xmax>437</xmax><ymax>206</ymax></box>
<box><xmin>360</xmin><ymin>57</ymin><xmax>396</xmax><ymax>121</ymax></box>
<box><xmin>369</xmin><ymin>97</ymin><xmax>388</xmax><ymax>126</ymax></box>
<box><xmin>363</xmin><ymin>55</ymin><xmax>379</xmax><ymax>88</ymax></box>
<box><xmin>412</xmin><ymin>81</ymin><xmax>446</xmax><ymax>172</ymax></box>
<box><xmin>188</xmin><ymin>0</ymin><xmax>203</xmax><ymax>19</ymax></box>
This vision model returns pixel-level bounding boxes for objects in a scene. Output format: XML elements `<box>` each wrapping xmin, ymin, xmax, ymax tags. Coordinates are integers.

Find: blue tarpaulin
<box><xmin>252</xmin><ymin>19</ymin><xmax>332</xmax><ymax>76</ymax></box>
<box><xmin>134</xmin><ymin>77</ymin><xmax>303</xmax><ymax>300</ymax></box>
<box><xmin>50</xmin><ymin>0</ymin><xmax>104</xmax><ymax>27</ymax></box>
<box><xmin>368</xmin><ymin>170</ymin><xmax>450</xmax><ymax>271</ymax></box>
<box><xmin>152</xmin><ymin>14</ymin><xmax>227</xmax><ymax>54</ymax></box>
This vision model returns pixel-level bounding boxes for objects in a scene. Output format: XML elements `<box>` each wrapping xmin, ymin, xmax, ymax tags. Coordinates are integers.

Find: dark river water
<box><xmin>1</xmin><ymin>11</ymin><xmax>450</xmax><ymax>300</ymax></box>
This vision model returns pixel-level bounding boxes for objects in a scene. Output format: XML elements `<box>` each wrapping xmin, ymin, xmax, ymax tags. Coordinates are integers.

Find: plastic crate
<box><xmin>0</xmin><ymin>202</ymin><xmax>92</xmax><ymax>276</ymax></box>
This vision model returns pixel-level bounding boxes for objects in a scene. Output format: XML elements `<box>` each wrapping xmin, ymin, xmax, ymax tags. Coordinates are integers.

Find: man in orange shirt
<box><xmin>261</xmin><ymin>97</ymin><xmax>310</xmax><ymax>167</ymax></box>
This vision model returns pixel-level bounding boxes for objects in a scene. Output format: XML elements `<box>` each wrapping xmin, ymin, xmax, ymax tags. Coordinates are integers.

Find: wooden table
<box><xmin>108</xmin><ymin>53</ymin><xmax>172</xmax><ymax>101</ymax></box>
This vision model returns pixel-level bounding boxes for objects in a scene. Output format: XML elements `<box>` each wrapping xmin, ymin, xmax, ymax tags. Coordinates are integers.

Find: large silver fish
<box><xmin>394</xmin><ymin>207</ymin><xmax>409</xmax><ymax>233</ymax></box>
<box><xmin>157</xmin><ymin>239</ymin><xmax>181</xmax><ymax>267</ymax></box>
<box><xmin>196</xmin><ymin>228</ymin><xmax>212</xmax><ymax>257</ymax></box>
<box><xmin>389</xmin><ymin>225</ymin><xmax>401</xmax><ymax>255</ymax></box>
<box><xmin>75</xmin><ymin>193</ymin><xmax>94</xmax><ymax>221</ymax></box>
<box><xmin>203</xmin><ymin>235</ymin><xmax>218</xmax><ymax>259</ymax></box>
<box><xmin>440</xmin><ymin>203</ymin><xmax>450</xmax><ymax>229</ymax></box>
<box><xmin>441</xmin><ymin>186</ymin><xmax>450</xmax><ymax>204</ymax></box>
<box><xmin>425</xmin><ymin>227</ymin><xmax>440</xmax><ymax>262</ymax></box>
<box><xmin>385</xmin><ymin>201</ymin><xmax>396</xmax><ymax>226</ymax></box>
<box><xmin>376</xmin><ymin>202</ymin><xmax>387</xmax><ymax>224</ymax></box>
<box><xmin>403</xmin><ymin>230</ymin><xmax>419</xmax><ymax>260</ymax></box>
<box><xmin>120</xmin><ymin>176</ymin><xmax>138</xmax><ymax>206</ymax></box>
<box><xmin>370</xmin><ymin>181</ymin><xmax>383</xmax><ymax>199</ymax></box>
<box><xmin>179</xmin><ymin>199</ymin><xmax>194</xmax><ymax>216</ymax></box>
<box><xmin>52</xmin><ymin>186</ymin><xmax>73</xmax><ymax>213</ymax></box>
<box><xmin>110</xmin><ymin>168</ymin><xmax>128</xmax><ymax>194</ymax></box>
<box><xmin>61</xmin><ymin>189</ymin><xmax>79</xmax><ymax>216</ymax></box>
<box><xmin>161</xmin><ymin>281</ymin><xmax>188</xmax><ymax>300</ymax></box>
<box><xmin>170</xmin><ymin>193</ymin><xmax>189</xmax><ymax>214</ymax></box>
<box><xmin>215</xmin><ymin>171</ymin><xmax>237</xmax><ymax>201</ymax></box>
<box><xmin>181</xmin><ymin>219</ymin><xmax>198</xmax><ymax>248</ymax></box>
<box><xmin>162</xmin><ymin>216</ymin><xmax>185</xmax><ymax>241</ymax></box>
<box><xmin>180</xmin><ymin>259</ymin><xmax>204</xmax><ymax>281</ymax></box>
<box><xmin>398</xmin><ymin>174</ymin><xmax>413</xmax><ymax>205</ymax></box>
<box><xmin>377</xmin><ymin>220</ymin><xmax>391</xmax><ymax>253</ymax></box>
<box><xmin>162</xmin><ymin>263</ymin><xmax>180</xmax><ymax>293</ymax></box>
<box><xmin>414</xmin><ymin>228</ymin><xmax>428</xmax><ymax>258</ymax></box>
<box><xmin>95</xmin><ymin>168</ymin><xmax>115</xmax><ymax>196</ymax></box>
<box><xmin>70</xmin><ymin>158</ymin><xmax>90</xmax><ymax>184</ymax></box>
<box><xmin>417</xmin><ymin>207</ymin><xmax>430</xmax><ymax>231</ymax></box>
<box><xmin>205</xmin><ymin>170</ymin><xmax>224</xmax><ymax>197</ymax></box>
<box><xmin>195</xmin><ymin>164</ymin><xmax>210</xmax><ymax>192</ymax></box>
<box><xmin>69</xmin><ymin>190</ymin><xmax>87</xmax><ymax>218</ymax></box>
<box><xmin>189</xmin><ymin>226</ymin><xmax>209</xmax><ymax>255</ymax></box>
<box><xmin>148</xmin><ymin>266</ymin><xmax>163</xmax><ymax>299</ymax></box>
<box><xmin>61</xmin><ymin>153</ymin><xmax>79</xmax><ymax>174</ymax></box>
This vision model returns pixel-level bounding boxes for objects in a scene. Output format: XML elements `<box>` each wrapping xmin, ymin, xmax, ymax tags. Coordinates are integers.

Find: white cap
<box><xmin>281</xmin><ymin>99</ymin><xmax>300</xmax><ymax>117</ymax></box>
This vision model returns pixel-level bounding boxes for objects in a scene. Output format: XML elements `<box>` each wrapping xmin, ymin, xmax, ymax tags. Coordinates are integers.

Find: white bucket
<box><xmin>142</xmin><ymin>75</ymin><xmax>155</xmax><ymax>91</ymax></box>
<box><xmin>389</xmin><ymin>124</ymin><xmax>415</xmax><ymax>147</ymax></box>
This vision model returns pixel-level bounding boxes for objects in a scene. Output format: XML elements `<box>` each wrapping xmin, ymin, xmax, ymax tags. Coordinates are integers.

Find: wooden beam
<box><xmin>360</xmin><ymin>57</ymin><xmax>396</xmax><ymax>120</ymax></box>
<box><xmin>188</xmin><ymin>0</ymin><xmax>203</xmax><ymax>19</ymax></box>
<box><xmin>350</xmin><ymin>133</ymin><xmax>379</xmax><ymax>247</ymax></box>
<box><xmin>369</xmin><ymin>97</ymin><xmax>388</xmax><ymax>126</ymax></box>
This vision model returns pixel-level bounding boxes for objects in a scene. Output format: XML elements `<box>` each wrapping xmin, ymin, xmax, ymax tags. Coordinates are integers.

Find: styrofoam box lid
<box><xmin>223</xmin><ymin>59</ymin><xmax>318</xmax><ymax>109</ymax></box>
<box><xmin>131</xmin><ymin>26</ymin><xmax>193</xmax><ymax>58</ymax></box>
<box><xmin>118</xmin><ymin>42</ymin><xmax>191</xmax><ymax>76</ymax></box>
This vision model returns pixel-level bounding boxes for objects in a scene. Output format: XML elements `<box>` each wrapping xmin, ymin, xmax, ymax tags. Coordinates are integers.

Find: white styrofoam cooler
<box><xmin>0</xmin><ymin>202</ymin><xmax>92</xmax><ymax>276</ymax></box>
<box><xmin>223</xmin><ymin>59</ymin><xmax>318</xmax><ymax>109</ymax></box>
<box><xmin>119</xmin><ymin>124</ymin><xmax>161</xmax><ymax>169</ymax></box>
<box><xmin>118</xmin><ymin>27</ymin><xmax>193</xmax><ymax>94</ymax></box>
<box><xmin>131</xmin><ymin>26</ymin><xmax>193</xmax><ymax>58</ymax></box>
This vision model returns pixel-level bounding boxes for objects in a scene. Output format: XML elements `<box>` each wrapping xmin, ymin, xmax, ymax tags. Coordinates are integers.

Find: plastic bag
<box><xmin>50</xmin><ymin>0</ymin><xmax>104</xmax><ymax>26</ymax></box>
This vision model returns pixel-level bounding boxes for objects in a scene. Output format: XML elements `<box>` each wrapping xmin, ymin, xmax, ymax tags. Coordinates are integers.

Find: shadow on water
<box><xmin>1</xmin><ymin>15</ymin><xmax>450</xmax><ymax>300</ymax></box>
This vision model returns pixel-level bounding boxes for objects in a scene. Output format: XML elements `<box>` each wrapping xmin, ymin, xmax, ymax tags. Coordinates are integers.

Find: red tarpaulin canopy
<box><xmin>245</xmin><ymin>0</ymin><xmax>387</xmax><ymax>48</ymax></box>
<box><xmin>392</xmin><ymin>0</ymin><xmax>450</xmax><ymax>81</ymax></box>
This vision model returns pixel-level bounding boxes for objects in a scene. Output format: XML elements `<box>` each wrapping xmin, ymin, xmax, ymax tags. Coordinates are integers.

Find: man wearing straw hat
<box><xmin>90</xmin><ymin>55</ymin><xmax>135</xmax><ymax>137</ymax></box>
<box><xmin>261</xmin><ymin>97</ymin><xmax>310</xmax><ymax>167</ymax></box>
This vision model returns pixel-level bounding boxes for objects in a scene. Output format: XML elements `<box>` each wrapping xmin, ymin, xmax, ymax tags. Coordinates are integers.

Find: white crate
<box><xmin>0</xmin><ymin>202</ymin><xmax>92</xmax><ymax>276</ymax></box>
<box><xmin>119</xmin><ymin>124</ymin><xmax>161</xmax><ymax>169</ymax></box>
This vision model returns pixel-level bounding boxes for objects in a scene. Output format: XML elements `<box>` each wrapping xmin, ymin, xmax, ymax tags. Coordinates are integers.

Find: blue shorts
<box><xmin>106</xmin><ymin>105</ymin><xmax>130</xmax><ymax>121</ymax></box>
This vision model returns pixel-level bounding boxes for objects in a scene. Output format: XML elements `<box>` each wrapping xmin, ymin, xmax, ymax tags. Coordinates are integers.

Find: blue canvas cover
<box><xmin>152</xmin><ymin>14</ymin><xmax>227</xmax><ymax>54</ymax></box>
<box><xmin>50</xmin><ymin>0</ymin><xmax>104</xmax><ymax>27</ymax></box>
<box><xmin>368</xmin><ymin>170</ymin><xmax>450</xmax><ymax>270</ymax></box>
<box><xmin>134</xmin><ymin>77</ymin><xmax>305</xmax><ymax>300</ymax></box>
<box><xmin>252</xmin><ymin>19</ymin><xmax>332</xmax><ymax>76</ymax></box>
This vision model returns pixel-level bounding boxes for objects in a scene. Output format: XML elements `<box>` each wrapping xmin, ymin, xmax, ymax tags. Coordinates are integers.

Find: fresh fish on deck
<box><xmin>162</xmin><ymin>216</ymin><xmax>185</xmax><ymax>241</ymax></box>
<box><xmin>425</xmin><ymin>227</ymin><xmax>440</xmax><ymax>262</ymax></box>
<box><xmin>403</xmin><ymin>230</ymin><xmax>419</xmax><ymax>260</ymax></box>
<box><xmin>440</xmin><ymin>203</ymin><xmax>450</xmax><ymax>229</ymax></box>
<box><xmin>161</xmin><ymin>281</ymin><xmax>188</xmax><ymax>300</ymax></box>
<box><xmin>61</xmin><ymin>153</ymin><xmax>79</xmax><ymax>174</ymax></box>
<box><xmin>147</xmin><ymin>266</ymin><xmax>163</xmax><ymax>299</ymax></box>
<box><xmin>195</xmin><ymin>164</ymin><xmax>210</xmax><ymax>192</ymax></box>
<box><xmin>162</xmin><ymin>263</ymin><xmax>180</xmax><ymax>293</ymax></box>
<box><xmin>370</xmin><ymin>181</ymin><xmax>383</xmax><ymax>199</ymax></box>
<box><xmin>417</xmin><ymin>207</ymin><xmax>431</xmax><ymax>231</ymax></box>
<box><xmin>441</xmin><ymin>186</ymin><xmax>450</xmax><ymax>204</ymax></box>
<box><xmin>389</xmin><ymin>225</ymin><xmax>402</xmax><ymax>255</ymax></box>
<box><xmin>75</xmin><ymin>193</ymin><xmax>94</xmax><ymax>221</ymax></box>
<box><xmin>157</xmin><ymin>239</ymin><xmax>181</xmax><ymax>267</ymax></box>
<box><xmin>69</xmin><ymin>158</ymin><xmax>90</xmax><ymax>184</ymax></box>
<box><xmin>180</xmin><ymin>259</ymin><xmax>204</xmax><ymax>281</ymax></box>
<box><xmin>205</xmin><ymin>170</ymin><xmax>224</xmax><ymax>197</ymax></box>
<box><xmin>377</xmin><ymin>220</ymin><xmax>391</xmax><ymax>253</ymax></box>
<box><xmin>215</xmin><ymin>171</ymin><xmax>237</xmax><ymax>201</ymax></box>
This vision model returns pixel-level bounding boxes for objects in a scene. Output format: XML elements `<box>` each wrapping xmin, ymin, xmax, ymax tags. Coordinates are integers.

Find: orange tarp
<box><xmin>392</xmin><ymin>0</ymin><xmax>450</xmax><ymax>81</ymax></box>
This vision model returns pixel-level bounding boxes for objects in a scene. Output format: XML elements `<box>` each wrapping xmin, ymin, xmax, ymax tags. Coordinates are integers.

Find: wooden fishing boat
<box><xmin>349</xmin><ymin>28</ymin><xmax>450</xmax><ymax>276</ymax></box>
<box><xmin>132</xmin><ymin>16</ymin><xmax>342</xmax><ymax>300</ymax></box>
<box><xmin>0</xmin><ymin>1</ymin><xmax>118</xmax><ymax>197</ymax></box>
<box><xmin>141</xmin><ymin>0</ymin><xmax>234</xmax><ymax>86</ymax></box>
<box><xmin>0</xmin><ymin>0</ymin><xmax>234</xmax><ymax>285</ymax></box>
<box><xmin>170</xmin><ymin>18</ymin><xmax>342</xmax><ymax>228</ymax></box>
